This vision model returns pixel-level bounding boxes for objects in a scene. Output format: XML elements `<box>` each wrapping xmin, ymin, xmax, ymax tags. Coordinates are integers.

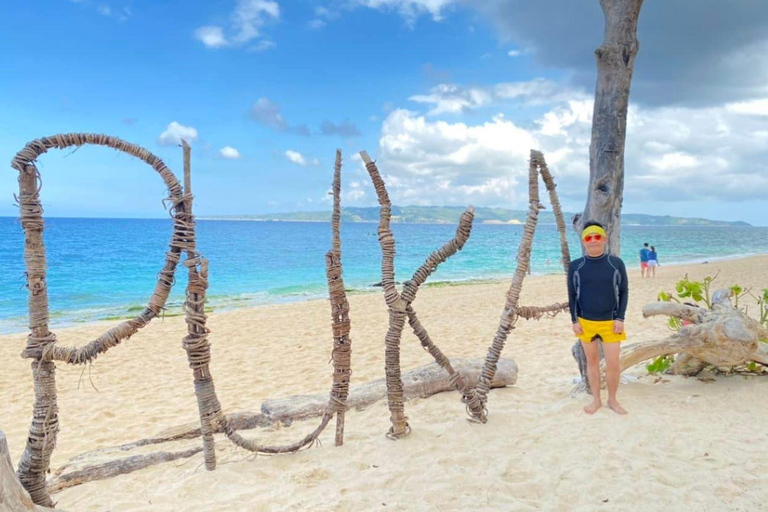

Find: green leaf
<box><xmin>646</xmin><ymin>355</ymin><xmax>674</xmax><ymax>374</ymax></box>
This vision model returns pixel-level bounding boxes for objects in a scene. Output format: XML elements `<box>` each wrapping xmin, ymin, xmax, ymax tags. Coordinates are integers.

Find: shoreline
<box><xmin>2</xmin><ymin>253</ymin><xmax>766</xmax><ymax>337</ymax></box>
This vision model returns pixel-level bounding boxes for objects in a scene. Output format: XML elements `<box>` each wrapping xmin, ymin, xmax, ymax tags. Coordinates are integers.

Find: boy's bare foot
<box><xmin>584</xmin><ymin>399</ymin><xmax>602</xmax><ymax>414</ymax></box>
<box><xmin>607</xmin><ymin>400</ymin><xmax>628</xmax><ymax>415</ymax></box>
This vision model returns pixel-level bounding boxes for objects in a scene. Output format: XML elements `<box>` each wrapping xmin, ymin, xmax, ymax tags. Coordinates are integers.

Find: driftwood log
<box><xmin>618</xmin><ymin>291</ymin><xmax>768</xmax><ymax>374</ymax></box>
<box><xmin>570</xmin><ymin>290</ymin><xmax>767</xmax><ymax>395</ymax></box>
<box><xmin>0</xmin><ymin>430</ymin><xmax>60</xmax><ymax>512</ymax></box>
<box><xmin>45</xmin><ymin>358</ymin><xmax>517</xmax><ymax>494</ymax></box>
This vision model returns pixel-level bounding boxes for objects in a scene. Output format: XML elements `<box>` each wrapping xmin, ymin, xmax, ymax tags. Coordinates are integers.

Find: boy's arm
<box><xmin>617</xmin><ymin>260</ymin><xmax>629</xmax><ymax>321</ymax></box>
<box><xmin>567</xmin><ymin>262</ymin><xmax>578</xmax><ymax>323</ymax></box>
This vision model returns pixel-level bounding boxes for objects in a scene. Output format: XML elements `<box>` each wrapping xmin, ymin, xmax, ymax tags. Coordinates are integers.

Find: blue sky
<box><xmin>1</xmin><ymin>0</ymin><xmax>767</xmax><ymax>225</ymax></box>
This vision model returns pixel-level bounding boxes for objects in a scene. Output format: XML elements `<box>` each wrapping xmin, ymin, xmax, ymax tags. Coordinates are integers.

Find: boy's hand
<box><xmin>613</xmin><ymin>320</ymin><xmax>625</xmax><ymax>334</ymax></box>
<box><xmin>572</xmin><ymin>322</ymin><xmax>583</xmax><ymax>335</ymax></box>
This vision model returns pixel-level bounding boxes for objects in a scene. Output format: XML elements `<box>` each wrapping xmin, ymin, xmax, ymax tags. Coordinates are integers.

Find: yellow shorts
<box><xmin>576</xmin><ymin>317</ymin><xmax>626</xmax><ymax>343</ymax></box>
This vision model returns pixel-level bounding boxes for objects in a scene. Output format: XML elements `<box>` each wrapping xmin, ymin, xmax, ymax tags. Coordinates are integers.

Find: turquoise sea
<box><xmin>1</xmin><ymin>216</ymin><xmax>767</xmax><ymax>334</ymax></box>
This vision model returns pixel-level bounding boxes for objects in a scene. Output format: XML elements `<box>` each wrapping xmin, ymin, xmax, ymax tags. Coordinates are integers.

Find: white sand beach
<box><xmin>1</xmin><ymin>255</ymin><xmax>767</xmax><ymax>511</ymax></box>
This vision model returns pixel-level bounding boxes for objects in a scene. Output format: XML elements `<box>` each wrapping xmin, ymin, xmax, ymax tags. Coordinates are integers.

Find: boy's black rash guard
<box><xmin>567</xmin><ymin>254</ymin><xmax>628</xmax><ymax>323</ymax></box>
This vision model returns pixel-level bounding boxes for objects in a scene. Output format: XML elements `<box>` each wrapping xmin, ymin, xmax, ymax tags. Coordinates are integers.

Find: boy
<box><xmin>568</xmin><ymin>221</ymin><xmax>629</xmax><ymax>415</ymax></box>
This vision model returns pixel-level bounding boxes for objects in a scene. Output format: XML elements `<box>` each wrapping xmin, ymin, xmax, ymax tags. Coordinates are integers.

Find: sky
<box><xmin>1</xmin><ymin>0</ymin><xmax>767</xmax><ymax>225</ymax></box>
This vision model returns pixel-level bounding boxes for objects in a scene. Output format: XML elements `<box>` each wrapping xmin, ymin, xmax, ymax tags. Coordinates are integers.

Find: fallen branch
<box><xmin>48</xmin><ymin>448</ymin><xmax>203</xmax><ymax>495</ymax></box>
<box><xmin>161</xmin><ymin>358</ymin><xmax>515</xmax><ymax>443</ymax></box>
<box><xmin>48</xmin><ymin>357</ymin><xmax>517</xmax><ymax>493</ymax></box>
<box><xmin>642</xmin><ymin>302</ymin><xmax>705</xmax><ymax>323</ymax></box>
<box><xmin>613</xmin><ymin>291</ymin><xmax>768</xmax><ymax>376</ymax></box>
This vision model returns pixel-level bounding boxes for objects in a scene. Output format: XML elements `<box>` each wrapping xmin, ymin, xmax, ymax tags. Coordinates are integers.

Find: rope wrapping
<box><xmin>361</xmin><ymin>151</ymin><xmax>476</xmax><ymax>437</ymax></box>
<box><xmin>465</xmin><ymin>150</ymin><xmax>572</xmax><ymax>422</ymax></box>
<box><xmin>11</xmin><ymin>133</ymin><xmax>186</xmax><ymax>506</ymax></box>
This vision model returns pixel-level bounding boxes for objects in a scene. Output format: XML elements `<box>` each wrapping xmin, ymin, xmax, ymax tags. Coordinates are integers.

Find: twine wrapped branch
<box><xmin>360</xmin><ymin>151</ymin><xmax>475</xmax><ymax>438</ymax></box>
<box><xmin>11</xmin><ymin>133</ymin><xmax>188</xmax><ymax>507</ymax></box>
<box><xmin>11</xmin><ymin>136</ymin><xmax>354</xmax><ymax>504</ymax></box>
<box><xmin>464</xmin><ymin>150</ymin><xmax>572</xmax><ymax>422</ymax></box>
<box><xmin>177</xmin><ymin>148</ymin><xmax>353</xmax><ymax>462</ymax></box>
<box><xmin>327</xmin><ymin>149</ymin><xmax>353</xmax><ymax>447</ymax></box>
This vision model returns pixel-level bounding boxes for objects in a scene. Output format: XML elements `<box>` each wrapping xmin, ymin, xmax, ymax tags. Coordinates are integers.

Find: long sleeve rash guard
<box><xmin>567</xmin><ymin>254</ymin><xmax>628</xmax><ymax>323</ymax></box>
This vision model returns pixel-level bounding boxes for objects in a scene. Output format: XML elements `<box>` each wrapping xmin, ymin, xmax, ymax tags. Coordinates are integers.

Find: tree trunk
<box><xmin>580</xmin><ymin>0</ymin><xmax>644</xmax><ymax>255</ymax></box>
<box><xmin>0</xmin><ymin>430</ymin><xmax>60</xmax><ymax>511</ymax></box>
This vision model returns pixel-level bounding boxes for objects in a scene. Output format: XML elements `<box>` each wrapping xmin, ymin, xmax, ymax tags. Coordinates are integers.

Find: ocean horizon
<box><xmin>1</xmin><ymin>216</ymin><xmax>767</xmax><ymax>334</ymax></box>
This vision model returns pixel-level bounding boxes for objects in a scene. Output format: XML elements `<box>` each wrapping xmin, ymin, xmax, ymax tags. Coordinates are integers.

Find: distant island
<box><xmin>201</xmin><ymin>206</ymin><xmax>751</xmax><ymax>227</ymax></box>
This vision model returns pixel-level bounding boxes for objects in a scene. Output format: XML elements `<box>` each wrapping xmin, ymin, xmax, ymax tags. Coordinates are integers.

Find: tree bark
<box><xmin>580</xmin><ymin>0</ymin><xmax>644</xmax><ymax>255</ymax></box>
<box><xmin>0</xmin><ymin>430</ymin><xmax>60</xmax><ymax>511</ymax></box>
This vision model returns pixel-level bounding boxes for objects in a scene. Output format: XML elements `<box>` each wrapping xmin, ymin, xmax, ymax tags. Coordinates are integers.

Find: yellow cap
<box><xmin>581</xmin><ymin>225</ymin><xmax>606</xmax><ymax>241</ymax></box>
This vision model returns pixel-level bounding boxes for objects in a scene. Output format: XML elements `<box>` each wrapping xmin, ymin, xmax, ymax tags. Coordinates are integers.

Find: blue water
<box><xmin>1</xmin><ymin>216</ymin><xmax>767</xmax><ymax>333</ymax></box>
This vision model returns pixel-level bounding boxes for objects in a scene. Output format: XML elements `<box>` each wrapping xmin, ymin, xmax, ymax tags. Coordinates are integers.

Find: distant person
<box><xmin>568</xmin><ymin>221</ymin><xmax>629</xmax><ymax>415</ymax></box>
<box><xmin>647</xmin><ymin>245</ymin><xmax>659</xmax><ymax>278</ymax></box>
<box><xmin>639</xmin><ymin>242</ymin><xmax>650</xmax><ymax>278</ymax></box>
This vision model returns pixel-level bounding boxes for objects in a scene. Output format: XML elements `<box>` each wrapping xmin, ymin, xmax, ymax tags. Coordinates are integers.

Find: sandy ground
<box><xmin>1</xmin><ymin>255</ymin><xmax>767</xmax><ymax>512</ymax></box>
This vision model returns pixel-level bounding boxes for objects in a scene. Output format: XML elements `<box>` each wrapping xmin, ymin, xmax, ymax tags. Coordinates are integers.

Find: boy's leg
<box><xmin>581</xmin><ymin>338</ymin><xmax>602</xmax><ymax>414</ymax></box>
<box><xmin>602</xmin><ymin>342</ymin><xmax>628</xmax><ymax>415</ymax></box>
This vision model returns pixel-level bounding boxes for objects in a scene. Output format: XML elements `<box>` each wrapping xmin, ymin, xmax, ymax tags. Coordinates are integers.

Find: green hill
<box><xmin>202</xmin><ymin>206</ymin><xmax>750</xmax><ymax>227</ymax></box>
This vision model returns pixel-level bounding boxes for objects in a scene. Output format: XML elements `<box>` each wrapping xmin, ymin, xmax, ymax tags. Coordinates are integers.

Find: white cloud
<box><xmin>195</xmin><ymin>0</ymin><xmax>279</xmax><ymax>50</ymax></box>
<box><xmin>158</xmin><ymin>122</ymin><xmax>198</xmax><ymax>146</ymax></box>
<box><xmin>195</xmin><ymin>26</ymin><xmax>228</xmax><ymax>48</ymax></box>
<box><xmin>219</xmin><ymin>146</ymin><xmax>241</xmax><ymax>159</ymax></box>
<box><xmin>285</xmin><ymin>150</ymin><xmax>319</xmax><ymax>166</ymax></box>
<box><xmin>537</xmin><ymin>99</ymin><xmax>592</xmax><ymax>136</ymax></box>
<box><xmin>353</xmin><ymin>0</ymin><xmax>454</xmax><ymax>22</ymax></box>
<box><xmin>647</xmin><ymin>152</ymin><xmax>698</xmax><ymax>172</ymax></box>
<box><xmin>374</xmin><ymin>109</ymin><xmax>538</xmax><ymax>206</ymax></box>
<box><xmin>410</xmin><ymin>84</ymin><xmax>492</xmax><ymax>115</ymax></box>
<box><xmin>369</xmin><ymin>82</ymin><xmax>768</xmax><ymax>210</ymax></box>
<box><xmin>285</xmin><ymin>150</ymin><xmax>306</xmax><ymax>166</ymax></box>
<box><xmin>725</xmin><ymin>98</ymin><xmax>768</xmax><ymax>116</ymax></box>
<box><xmin>233</xmin><ymin>0</ymin><xmax>279</xmax><ymax>43</ymax></box>
<box><xmin>346</xmin><ymin>180</ymin><xmax>366</xmax><ymax>201</ymax></box>
<box><xmin>409</xmin><ymin>79</ymin><xmax>582</xmax><ymax>116</ymax></box>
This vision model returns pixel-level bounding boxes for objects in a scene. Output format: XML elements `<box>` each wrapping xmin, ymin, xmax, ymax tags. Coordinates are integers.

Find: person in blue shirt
<box><xmin>639</xmin><ymin>242</ymin><xmax>650</xmax><ymax>278</ymax></box>
<box><xmin>568</xmin><ymin>221</ymin><xmax>629</xmax><ymax>415</ymax></box>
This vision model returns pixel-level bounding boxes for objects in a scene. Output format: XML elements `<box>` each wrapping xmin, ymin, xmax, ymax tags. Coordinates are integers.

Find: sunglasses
<box><xmin>583</xmin><ymin>234</ymin><xmax>603</xmax><ymax>242</ymax></box>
